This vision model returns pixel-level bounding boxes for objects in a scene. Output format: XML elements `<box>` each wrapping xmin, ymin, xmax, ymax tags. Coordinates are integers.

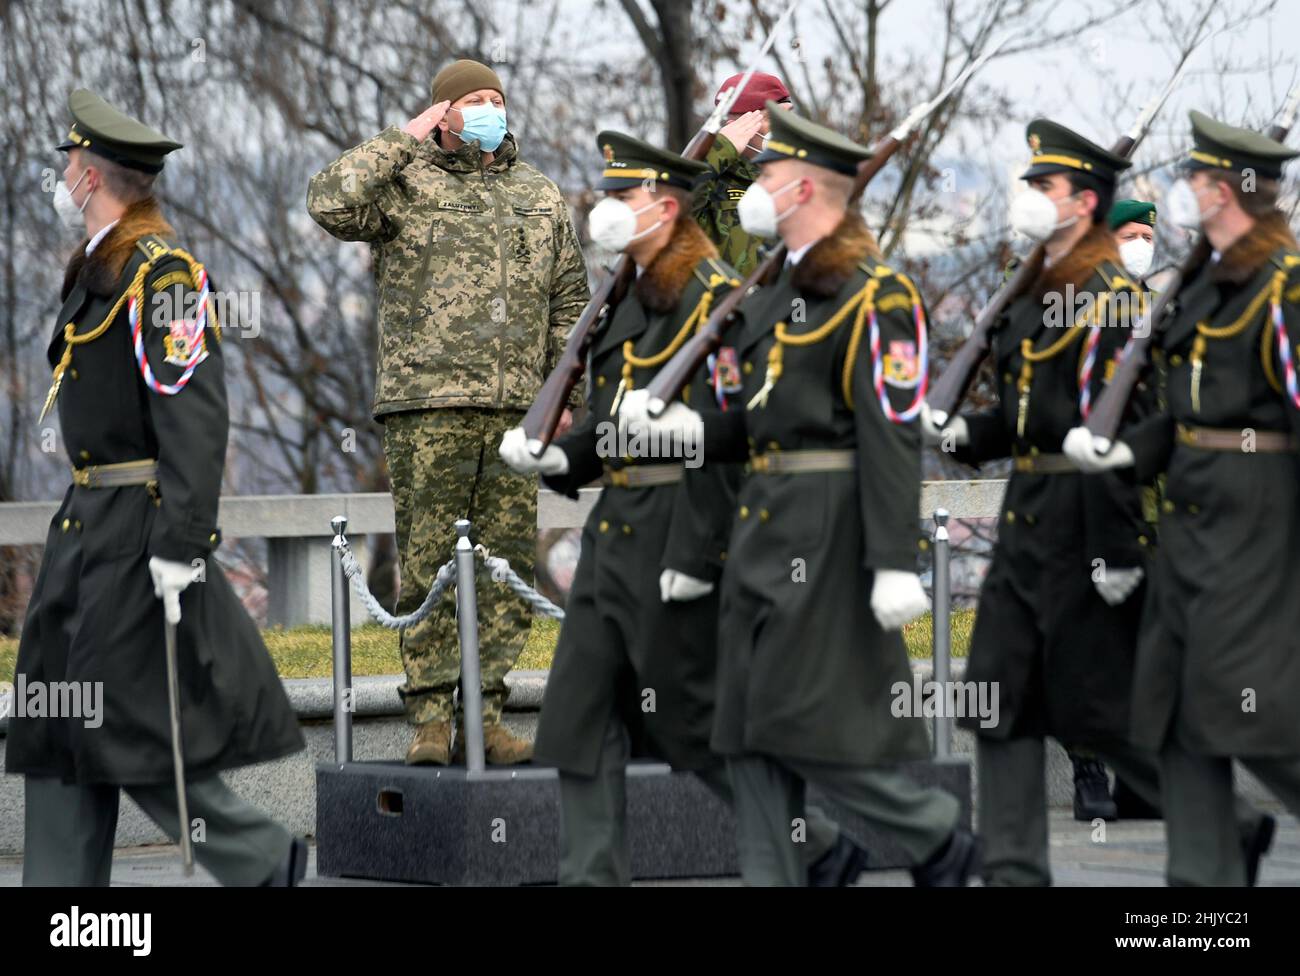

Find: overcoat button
<box><xmin>596</xmin><ymin>375</ymin><xmax>606</xmax><ymax>387</ymax></box>
<box><xmin>61</xmin><ymin>518</ymin><xmax>70</xmax><ymax>532</ymax></box>
<box><xmin>739</xmin><ymin>506</ymin><xmax>750</xmax><ymax>519</ymax></box>
<box><xmin>1005</xmin><ymin>510</ymin><xmax>1016</xmax><ymax>524</ymax></box>
<box><xmin>78</xmin><ymin>450</ymin><xmax>90</xmax><ymax>460</ymax></box>
<box><xmin>621</xmin><ymin>524</ymin><xmax>632</xmax><ymax>535</ymax></box>
<box><xmin>1162</xmin><ymin>499</ymin><xmax>1175</xmax><ymax>513</ymax></box>
<box><xmin>759</xmin><ymin>509</ymin><xmax>770</xmax><ymax>521</ymax></box>
<box><xmin>599</xmin><ymin>519</ymin><xmax>610</xmax><ymax>533</ymax></box>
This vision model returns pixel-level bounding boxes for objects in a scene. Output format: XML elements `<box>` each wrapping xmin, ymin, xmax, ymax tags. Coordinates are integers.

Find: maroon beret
<box><xmin>715</xmin><ymin>72</ymin><xmax>790</xmax><ymax>115</ymax></box>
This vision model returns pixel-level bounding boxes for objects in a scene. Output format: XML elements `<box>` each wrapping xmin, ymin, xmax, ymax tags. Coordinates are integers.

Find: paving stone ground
<box><xmin>1</xmin><ymin>809</ymin><xmax>1295</xmax><ymax>887</ymax></box>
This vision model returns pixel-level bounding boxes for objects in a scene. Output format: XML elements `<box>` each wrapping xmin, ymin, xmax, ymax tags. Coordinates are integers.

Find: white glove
<box><xmin>870</xmin><ymin>569</ymin><xmax>930</xmax><ymax>630</ymax></box>
<box><xmin>149</xmin><ymin>556</ymin><xmax>197</xmax><ymax>625</ymax></box>
<box><xmin>498</xmin><ymin>426</ymin><xmax>569</xmax><ymax>476</ymax></box>
<box><xmin>1062</xmin><ymin>426</ymin><xmax>1134</xmax><ymax>473</ymax></box>
<box><xmin>619</xmin><ymin>389</ymin><xmax>704</xmax><ymax>446</ymax></box>
<box><xmin>659</xmin><ymin>569</ymin><xmax>715</xmax><ymax>603</ymax></box>
<box><xmin>1095</xmin><ymin>566</ymin><xmax>1145</xmax><ymax>606</ymax></box>
<box><xmin>919</xmin><ymin>402</ymin><xmax>969</xmax><ymax>449</ymax></box>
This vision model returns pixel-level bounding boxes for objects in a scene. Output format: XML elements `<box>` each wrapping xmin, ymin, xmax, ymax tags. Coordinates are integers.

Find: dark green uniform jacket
<box><xmin>954</xmin><ymin>225</ymin><xmax>1156</xmax><ymax>745</ymax></box>
<box><xmin>702</xmin><ymin>211</ymin><xmax>933</xmax><ymax>766</ymax></box>
<box><xmin>692</xmin><ymin>135</ymin><xmax>764</xmax><ymax>276</ymax></box>
<box><xmin>533</xmin><ymin>220</ymin><xmax>741</xmax><ymax>776</ymax></box>
<box><xmin>1123</xmin><ymin>216</ymin><xmax>1300</xmax><ymax>757</ymax></box>
<box><xmin>6</xmin><ymin>203</ymin><xmax>303</xmax><ymax>786</ymax></box>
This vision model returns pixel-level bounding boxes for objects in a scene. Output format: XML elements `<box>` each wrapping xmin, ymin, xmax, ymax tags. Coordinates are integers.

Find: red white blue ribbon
<box><xmin>130</xmin><ymin>266</ymin><xmax>210</xmax><ymax>395</ymax></box>
<box><xmin>1078</xmin><ymin>326</ymin><xmax>1102</xmax><ymax>418</ymax></box>
<box><xmin>1274</xmin><ymin>300</ymin><xmax>1300</xmax><ymax>408</ymax></box>
<box><xmin>869</xmin><ymin>301</ymin><xmax>928</xmax><ymax>422</ymax></box>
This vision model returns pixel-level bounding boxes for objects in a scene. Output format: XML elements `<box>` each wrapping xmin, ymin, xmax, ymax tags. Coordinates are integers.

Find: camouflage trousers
<box><xmin>383</xmin><ymin>407</ymin><xmax>536</xmax><ymax>725</ymax></box>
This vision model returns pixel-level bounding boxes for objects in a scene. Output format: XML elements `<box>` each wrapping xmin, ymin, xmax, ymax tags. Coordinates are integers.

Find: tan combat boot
<box><xmin>484</xmin><ymin>722</ymin><xmax>534</xmax><ymax>764</ymax></box>
<box><xmin>405</xmin><ymin>719</ymin><xmax>453</xmax><ymax>765</ymax></box>
<box><xmin>452</xmin><ymin>723</ymin><xmax>534</xmax><ymax>765</ymax></box>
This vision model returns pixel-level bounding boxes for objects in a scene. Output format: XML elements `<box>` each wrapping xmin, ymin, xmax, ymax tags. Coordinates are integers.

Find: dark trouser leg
<box><xmin>1096</xmin><ymin>739</ymin><xmax>1266</xmax><ymax>851</ymax></box>
<box><xmin>557</xmin><ymin>711</ymin><xmax>630</xmax><ymax>886</ymax></box>
<box><xmin>727</xmin><ymin>754</ymin><xmax>806</xmax><ymax>886</ymax></box>
<box><xmin>695</xmin><ymin>761</ymin><xmax>838</xmax><ymax>867</ymax></box>
<box><xmin>784</xmin><ymin>757</ymin><xmax>958</xmax><ymax>867</ymax></box>
<box><xmin>1159</xmin><ymin>739</ymin><xmax>1243</xmax><ymax>885</ymax></box>
<box><xmin>22</xmin><ymin>776</ymin><xmax>119</xmax><ymax>886</ymax></box>
<box><xmin>126</xmin><ymin>776</ymin><xmax>293</xmax><ymax>886</ymax></box>
<box><xmin>978</xmin><ymin>735</ymin><xmax>1050</xmax><ymax>885</ymax></box>
<box><xmin>1240</xmin><ymin>756</ymin><xmax>1300</xmax><ymax>817</ymax></box>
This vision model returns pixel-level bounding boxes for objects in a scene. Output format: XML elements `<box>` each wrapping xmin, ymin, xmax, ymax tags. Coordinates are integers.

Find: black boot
<box><xmin>1244</xmin><ymin>814</ymin><xmax>1276</xmax><ymax>887</ymax></box>
<box><xmin>1111</xmin><ymin>775</ymin><xmax>1160</xmax><ymax>820</ymax></box>
<box><xmin>807</xmin><ymin>833</ymin><xmax>870</xmax><ymax>887</ymax></box>
<box><xmin>1072</xmin><ymin>756</ymin><xmax>1117</xmax><ymax>822</ymax></box>
<box><xmin>262</xmin><ymin>836</ymin><xmax>308</xmax><ymax>887</ymax></box>
<box><xmin>911</xmin><ymin>826</ymin><xmax>981</xmax><ymax>887</ymax></box>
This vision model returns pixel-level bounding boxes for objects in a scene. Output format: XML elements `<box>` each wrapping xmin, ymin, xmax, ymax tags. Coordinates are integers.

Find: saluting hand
<box><xmin>719</xmin><ymin>110</ymin><xmax>766</xmax><ymax>156</ymax></box>
<box><xmin>402</xmin><ymin>100</ymin><xmax>452</xmax><ymax>141</ymax></box>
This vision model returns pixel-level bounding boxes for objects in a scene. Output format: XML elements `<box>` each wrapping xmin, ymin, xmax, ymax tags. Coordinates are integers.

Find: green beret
<box><xmin>1182</xmin><ymin>110</ymin><xmax>1298</xmax><ymax>180</ymax></box>
<box><xmin>595</xmin><ymin>131</ymin><xmax>707</xmax><ymax>191</ymax></box>
<box><xmin>752</xmin><ymin>101</ymin><xmax>871</xmax><ymax>176</ymax></box>
<box><xmin>1020</xmin><ymin>119</ymin><xmax>1130</xmax><ymax>185</ymax></box>
<box><xmin>1108</xmin><ymin>199</ymin><xmax>1156</xmax><ymax>230</ymax></box>
<box><xmin>55</xmin><ymin>89</ymin><xmax>181</xmax><ymax>174</ymax></box>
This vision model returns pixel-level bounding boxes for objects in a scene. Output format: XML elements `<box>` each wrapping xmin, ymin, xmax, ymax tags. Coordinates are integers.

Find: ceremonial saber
<box><xmin>163</xmin><ymin>617</ymin><xmax>194</xmax><ymax>875</ymax></box>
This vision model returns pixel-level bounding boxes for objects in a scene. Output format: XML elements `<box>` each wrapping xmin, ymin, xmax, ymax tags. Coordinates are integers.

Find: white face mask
<box><xmin>587</xmin><ymin>196</ymin><xmax>664</xmax><ymax>253</ymax></box>
<box><xmin>1009</xmin><ymin>187</ymin><xmax>1080</xmax><ymax>242</ymax></box>
<box><xmin>1118</xmin><ymin>237</ymin><xmax>1155</xmax><ymax>278</ymax></box>
<box><xmin>737</xmin><ymin>177</ymin><xmax>802</xmax><ymax>239</ymax></box>
<box><xmin>1165</xmin><ymin>177</ymin><xmax>1221</xmax><ymax>230</ymax></box>
<box><xmin>53</xmin><ymin>168</ymin><xmax>93</xmax><ymax>231</ymax></box>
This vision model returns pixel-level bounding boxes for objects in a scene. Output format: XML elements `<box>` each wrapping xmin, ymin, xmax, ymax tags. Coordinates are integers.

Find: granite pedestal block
<box><xmin>316</xmin><ymin>756</ymin><xmax>972</xmax><ymax>885</ymax></box>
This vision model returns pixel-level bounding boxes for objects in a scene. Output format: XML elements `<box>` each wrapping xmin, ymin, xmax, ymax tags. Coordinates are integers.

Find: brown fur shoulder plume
<box><xmin>1212</xmin><ymin>211</ymin><xmax>1298</xmax><ymax>283</ymax></box>
<box><xmin>1032</xmin><ymin>222</ymin><xmax>1119</xmax><ymax>298</ymax></box>
<box><xmin>636</xmin><ymin>217</ymin><xmax>718</xmax><ymax>314</ymax></box>
<box><xmin>61</xmin><ymin>198</ymin><xmax>174</xmax><ymax>300</ymax></box>
<box><xmin>792</xmin><ymin>209</ymin><xmax>883</xmax><ymax>298</ymax></box>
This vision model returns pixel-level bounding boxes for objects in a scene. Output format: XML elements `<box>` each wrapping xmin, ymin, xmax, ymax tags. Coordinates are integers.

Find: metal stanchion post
<box><xmin>454</xmin><ymin>519</ymin><xmax>486</xmax><ymax>773</ymax></box>
<box><xmin>330</xmin><ymin>515</ymin><xmax>354</xmax><ymax>764</ymax></box>
<box><xmin>932</xmin><ymin>508</ymin><xmax>953</xmax><ymax>759</ymax></box>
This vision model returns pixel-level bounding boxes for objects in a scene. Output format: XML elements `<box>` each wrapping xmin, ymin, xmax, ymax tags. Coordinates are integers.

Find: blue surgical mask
<box><xmin>453</xmin><ymin>105</ymin><xmax>507</xmax><ymax>152</ymax></box>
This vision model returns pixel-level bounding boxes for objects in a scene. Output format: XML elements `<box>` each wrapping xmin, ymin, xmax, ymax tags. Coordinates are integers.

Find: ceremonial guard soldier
<box><xmin>6</xmin><ymin>90</ymin><xmax>306</xmax><ymax>885</ymax></box>
<box><xmin>1067</xmin><ymin>112</ymin><xmax>1300</xmax><ymax>885</ymax></box>
<box><xmin>922</xmin><ymin>120</ymin><xmax>1270</xmax><ymax>885</ymax></box>
<box><xmin>624</xmin><ymin>107</ymin><xmax>978</xmax><ymax>886</ymax></box>
<box><xmin>499</xmin><ymin>133</ymin><xmax>861</xmax><ymax>885</ymax></box>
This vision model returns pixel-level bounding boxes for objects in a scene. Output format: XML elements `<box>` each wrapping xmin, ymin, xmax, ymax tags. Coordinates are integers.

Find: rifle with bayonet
<box><xmin>519</xmin><ymin>0</ymin><xmax>803</xmax><ymax>456</ymax></box>
<box><xmin>1083</xmin><ymin>81</ymin><xmax>1300</xmax><ymax>448</ymax></box>
<box><xmin>925</xmin><ymin>56</ymin><xmax>1195</xmax><ymax>428</ymax></box>
<box><xmin>642</xmin><ymin>36</ymin><xmax>1008</xmax><ymax>418</ymax></box>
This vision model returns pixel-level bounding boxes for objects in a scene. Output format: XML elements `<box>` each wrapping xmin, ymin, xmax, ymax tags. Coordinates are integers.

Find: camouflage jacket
<box><xmin>691</xmin><ymin>134</ymin><xmax>764</xmax><ymax>277</ymax></box>
<box><xmin>307</xmin><ymin>128</ymin><xmax>589</xmax><ymax>418</ymax></box>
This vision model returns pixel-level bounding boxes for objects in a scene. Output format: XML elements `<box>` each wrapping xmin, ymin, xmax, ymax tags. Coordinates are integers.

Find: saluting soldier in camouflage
<box><xmin>307</xmin><ymin>60</ymin><xmax>590</xmax><ymax>764</ymax></box>
<box><xmin>692</xmin><ymin>73</ymin><xmax>793</xmax><ymax>276</ymax></box>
